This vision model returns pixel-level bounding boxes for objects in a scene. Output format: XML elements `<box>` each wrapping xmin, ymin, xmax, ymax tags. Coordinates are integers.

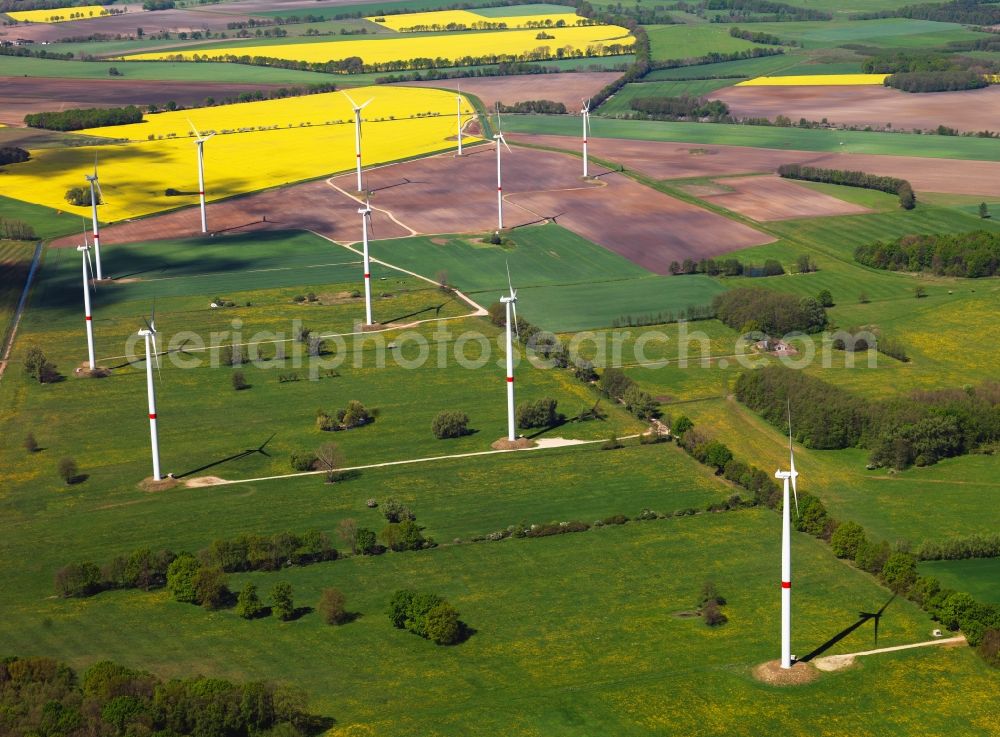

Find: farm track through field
<box><xmin>0</xmin><ymin>241</ymin><xmax>42</xmax><ymax>382</ymax></box>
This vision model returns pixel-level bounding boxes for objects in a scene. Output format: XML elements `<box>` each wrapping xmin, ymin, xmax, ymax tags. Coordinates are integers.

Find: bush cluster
<box><xmin>316</xmin><ymin>400</ymin><xmax>372</xmax><ymax>431</ymax></box>
<box><xmin>388</xmin><ymin>589</ymin><xmax>463</xmax><ymax>645</ymax></box>
<box><xmin>629</xmin><ymin>94</ymin><xmax>730</xmax><ymax>122</ymax></box>
<box><xmin>598</xmin><ymin>368</ymin><xmax>659</xmax><ymax>420</ymax></box>
<box><xmin>669</xmin><ymin>255</ymin><xmax>792</xmax><ymax>277</ymax></box>
<box><xmin>855</xmin><ymin>231</ymin><xmax>1000</xmax><ymax>278</ymax></box>
<box><xmin>496</xmin><ymin>99</ymin><xmax>567</xmax><ymax>114</ymax></box>
<box><xmin>886</xmin><ymin>70</ymin><xmax>989</xmax><ymax>93</ymax></box>
<box><xmin>0</xmin><ymin>146</ymin><xmax>29</xmax><ymax>166</ymax></box>
<box><xmin>712</xmin><ymin>287</ymin><xmax>828</xmax><ymax>335</ymax></box>
<box><xmin>0</xmin><ymin>657</ymin><xmax>325</xmax><ymax>737</ymax></box>
<box><xmin>735</xmin><ymin>366</ymin><xmax>1000</xmax><ymax>469</ymax></box>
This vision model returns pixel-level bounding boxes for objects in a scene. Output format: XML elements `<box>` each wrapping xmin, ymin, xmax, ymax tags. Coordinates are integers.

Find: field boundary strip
<box><xmin>0</xmin><ymin>241</ymin><xmax>43</xmax><ymax>382</ymax></box>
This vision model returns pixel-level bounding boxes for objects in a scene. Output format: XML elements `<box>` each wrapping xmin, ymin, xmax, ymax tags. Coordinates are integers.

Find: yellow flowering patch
<box><xmin>126</xmin><ymin>24</ymin><xmax>633</xmax><ymax>65</ymax></box>
<box><xmin>736</xmin><ymin>74</ymin><xmax>890</xmax><ymax>86</ymax></box>
<box><xmin>0</xmin><ymin>86</ymin><xmax>477</xmax><ymax>221</ymax></box>
<box><xmin>6</xmin><ymin>4</ymin><xmax>110</xmax><ymax>22</ymax></box>
<box><xmin>367</xmin><ymin>8</ymin><xmax>584</xmax><ymax>32</ymax></box>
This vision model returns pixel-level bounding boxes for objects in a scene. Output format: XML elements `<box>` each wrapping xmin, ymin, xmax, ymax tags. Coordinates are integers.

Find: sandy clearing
<box><xmin>714</xmin><ymin>84</ymin><xmax>1000</xmax><ymax>135</ymax></box>
<box><xmin>700</xmin><ymin>174</ymin><xmax>871</xmax><ymax>221</ymax></box>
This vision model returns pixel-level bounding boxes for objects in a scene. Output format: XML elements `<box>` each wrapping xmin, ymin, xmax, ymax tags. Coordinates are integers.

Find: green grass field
<box><xmin>646</xmin><ymin>23</ymin><xmax>767</xmax><ymax>61</ymax></box>
<box><xmin>641</xmin><ymin>52</ymin><xmax>806</xmax><ymax>81</ymax></box>
<box><xmin>743</xmin><ymin>19</ymin><xmax>990</xmax><ymax>50</ymax></box>
<box><xmin>503</xmin><ymin>115</ymin><xmax>1000</xmax><ymax>160</ymax></box>
<box><xmin>369</xmin><ymin>225</ymin><xmax>725</xmax><ymax>331</ymax></box>
<box><xmin>919</xmin><ymin>559</ymin><xmax>1000</xmax><ymax>605</ymax></box>
<box><xmin>0</xmin><ymin>240</ymin><xmax>36</xmax><ymax>350</ymax></box>
<box><xmin>597</xmin><ymin>79</ymin><xmax>739</xmax><ymax>115</ymax></box>
<box><xmin>0</xmin><ymin>194</ymin><xmax>83</xmax><ymax>240</ymax></box>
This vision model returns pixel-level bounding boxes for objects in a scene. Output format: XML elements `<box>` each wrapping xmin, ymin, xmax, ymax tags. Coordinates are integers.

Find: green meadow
<box><xmin>919</xmin><ymin>559</ymin><xmax>1000</xmax><ymax>605</ymax></box>
<box><xmin>646</xmin><ymin>23</ymin><xmax>766</xmax><ymax>60</ymax></box>
<box><xmin>504</xmin><ymin>115</ymin><xmax>1000</xmax><ymax>161</ymax></box>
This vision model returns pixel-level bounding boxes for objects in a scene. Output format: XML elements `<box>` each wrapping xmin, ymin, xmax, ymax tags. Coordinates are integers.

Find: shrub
<box><xmin>432</xmin><ymin>410</ymin><xmax>470</xmax><ymax>439</ymax></box>
<box><xmin>817</xmin><ymin>289</ymin><xmax>834</xmax><ymax>307</ymax></box>
<box><xmin>699</xmin><ymin>581</ymin><xmax>727</xmax><ymax>608</ymax></box>
<box><xmin>914</xmin><ymin>285</ymin><xmax>927</xmax><ymax>298</ymax></box>
<box><xmin>424</xmin><ymin>602</ymin><xmax>461</xmax><ymax>644</ymax></box>
<box><xmin>166</xmin><ymin>554</ymin><xmax>201</xmax><ymax>604</ymax></box>
<box><xmin>192</xmin><ymin>566</ymin><xmax>229</xmax><ymax>609</ymax></box>
<box><xmin>356</xmin><ymin>528</ymin><xmax>377</xmax><ymax>555</ymax></box>
<box><xmin>0</xmin><ymin>146</ymin><xmax>30</xmax><ymax>165</ymax></box>
<box><xmin>881</xmin><ymin>552</ymin><xmax>918</xmax><ymax>594</ymax></box>
<box><xmin>855</xmin><ymin>538</ymin><xmax>890</xmax><ymax>575</ymax></box>
<box><xmin>380</xmin><ymin>519</ymin><xmax>426</xmax><ymax>552</ymax></box>
<box><xmin>57</xmin><ymin>457</ymin><xmax>79</xmax><ymax>485</ymax></box>
<box><xmin>271</xmin><ymin>582</ymin><xmax>294</xmax><ymax>621</ymax></box>
<box><xmin>574</xmin><ymin>360</ymin><xmax>598</xmax><ymax>383</ymax></box>
<box><xmin>672</xmin><ymin>415</ymin><xmax>693</xmax><ymax>434</ymax></box>
<box><xmin>978</xmin><ymin>628</ymin><xmax>1000</xmax><ymax>668</ymax></box>
<box><xmin>980</xmin><ymin>202</ymin><xmax>990</xmax><ymax>219</ymax></box>
<box><xmin>388</xmin><ymin>589</ymin><xmax>464</xmax><ymax>644</ymax></box>
<box><xmin>289</xmin><ymin>451</ymin><xmax>317</xmax><ymax>472</ymax></box>
<box><xmin>24</xmin><ymin>432</ymin><xmax>38</xmax><ymax>453</ymax></box>
<box><xmin>24</xmin><ymin>345</ymin><xmax>59</xmax><ymax>383</ymax></box>
<box><xmin>236</xmin><ymin>583</ymin><xmax>264</xmax><ymax>619</ymax></box>
<box><xmin>342</xmin><ymin>400</ymin><xmax>371</xmax><ymax>428</ymax></box>
<box><xmin>231</xmin><ymin>370</ymin><xmax>248</xmax><ymax>390</ymax></box>
<box><xmin>54</xmin><ymin>562</ymin><xmax>102</xmax><ymax>597</ymax></box>
<box><xmin>318</xmin><ymin>587</ymin><xmax>348</xmax><ymax>625</ymax></box>
<box><xmin>703</xmin><ymin>601</ymin><xmax>728</xmax><ymax>627</ymax></box>
<box><xmin>830</xmin><ymin>521</ymin><xmax>867</xmax><ymax>559</ymax></box>
<box><xmin>601</xmin><ymin>434</ymin><xmax>624</xmax><ymax>450</ymax></box>
<box><xmin>516</xmin><ymin>397</ymin><xmax>558</xmax><ymax>428</ymax></box>
<box><xmin>381</xmin><ymin>497</ymin><xmax>413</xmax><ymax>523</ymax></box>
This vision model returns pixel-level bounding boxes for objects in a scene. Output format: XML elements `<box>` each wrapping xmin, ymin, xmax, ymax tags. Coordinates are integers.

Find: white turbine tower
<box><xmin>342</xmin><ymin>91</ymin><xmax>374</xmax><ymax>192</ymax></box>
<box><xmin>188</xmin><ymin>120</ymin><xmax>214</xmax><ymax>234</ymax></box>
<box><xmin>581</xmin><ymin>98</ymin><xmax>591</xmax><ymax>178</ymax></box>
<box><xmin>138</xmin><ymin>308</ymin><xmax>162</xmax><ymax>480</ymax></box>
<box><xmin>456</xmin><ymin>83</ymin><xmax>464</xmax><ymax>157</ymax></box>
<box><xmin>359</xmin><ymin>193</ymin><xmax>374</xmax><ymax>326</ymax></box>
<box><xmin>775</xmin><ymin>402</ymin><xmax>801</xmax><ymax>669</ymax></box>
<box><xmin>84</xmin><ymin>157</ymin><xmax>105</xmax><ymax>280</ymax></box>
<box><xmin>500</xmin><ymin>263</ymin><xmax>519</xmax><ymax>442</ymax></box>
<box><xmin>494</xmin><ymin>104</ymin><xmax>512</xmax><ymax>231</ymax></box>
<box><xmin>77</xmin><ymin>238</ymin><xmax>96</xmax><ymax>370</ymax></box>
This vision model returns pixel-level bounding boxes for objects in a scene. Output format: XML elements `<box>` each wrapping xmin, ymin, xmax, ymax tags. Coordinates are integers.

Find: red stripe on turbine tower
<box><xmin>85</xmin><ymin>316</ymin><xmax>92</xmax><ymax>321</ymax></box>
<box><xmin>506</xmin><ymin>377</ymin><xmax>514</xmax><ymax>383</ymax></box>
<box><xmin>781</xmin><ymin>581</ymin><xmax>791</xmax><ymax>589</ymax></box>
<box><xmin>149</xmin><ymin>413</ymin><xmax>157</xmax><ymax>420</ymax></box>
<box><xmin>364</xmin><ymin>273</ymin><xmax>370</xmax><ymax>278</ymax></box>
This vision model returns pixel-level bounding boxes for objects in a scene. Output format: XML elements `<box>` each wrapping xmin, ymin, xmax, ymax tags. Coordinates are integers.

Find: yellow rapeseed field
<box><xmin>736</xmin><ymin>74</ymin><xmax>890</xmax><ymax>86</ymax></box>
<box><xmin>126</xmin><ymin>24</ymin><xmax>634</xmax><ymax>65</ymax></box>
<box><xmin>6</xmin><ymin>4</ymin><xmax>110</xmax><ymax>22</ymax></box>
<box><xmin>367</xmin><ymin>8</ymin><xmax>584</xmax><ymax>32</ymax></box>
<box><xmin>0</xmin><ymin>86</ymin><xmax>476</xmax><ymax>221</ymax></box>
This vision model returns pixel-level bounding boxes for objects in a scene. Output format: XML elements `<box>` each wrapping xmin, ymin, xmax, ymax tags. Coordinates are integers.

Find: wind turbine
<box><xmin>500</xmin><ymin>262</ymin><xmax>519</xmax><ymax>442</ymax></box>
<box><xmin>84</xmin><ymin>156</ymin><xmax>105</xmax><ymax>280</ymax></box>
<box><xmin>774</xmin><ymin>401</ymin><xmax>800</xmax><ymax>669</ymax></box>
<box><xmin>137</xmin><ymin>306</ymin><xmax>162</xmax><ymax>480</ymax></box>
<box><xmin>581</xmin><ymin>98</ymin><xmax>591</xmax><ymax>178</ymax></box>
<box><xmin>494</xmin><ymin>103</ymin><xmax>512</xmax><ymax>231</ymax></box>
<box><xmin>77</xmin><ymin>236</ymin><xmax>96</xmax><ymax>370</ymax></box>
<box><xmin>188</xmin><ymin>119</ymin><xmax>214</xmax><ymax>234</ymax></box>
<box><xmin>342</xmin><ymin>91</ymin><xmax>374</xmax><ymax>192</ymax></box>
<box><xmin>456</xmin><ymin>83</ymin><xmax>464</xmax><ymax>157</ymax></box>
<box><xmin>359</xmin><ymin>193</ymin><xmax>375</xmax><ymax>326</ymax></box>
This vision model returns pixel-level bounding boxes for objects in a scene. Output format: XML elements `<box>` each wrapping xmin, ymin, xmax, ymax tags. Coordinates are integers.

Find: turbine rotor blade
<box><xmin>341</xmin><ymin>90</ymin><xmax>358</xmax><ymax>109</ymax></box>
<box><xmin>512</xmin><ymin>300</ymin><xmax>520</xmax><ymax>341</ymax></box>
<box><xmin>499</xmin><ymin>133</ymin><xmax>512</xmax><ymax>154</ymax></box>
<box><xmin>788</xmin><ymin>398</ymin><xmax>800</xmax><ymax>517</ymax></box>
<box><xmin>358</xmin><ymin>97</ymin><xmax>374</xmax><ymax>110</ymax></box>
<box><xmin>187</xmin><ymin>117</ymin><xmax>201</xmax><ymax>138</ymax></box>
<box><xmin>85</xmin><ymin>248</ymin><xmax>96</xmax><ymax>290</ymax></box>
<box><xmin>95</xmin><ymin>179</ymin><xmax>105</xmax><ymax>206</ymax></box>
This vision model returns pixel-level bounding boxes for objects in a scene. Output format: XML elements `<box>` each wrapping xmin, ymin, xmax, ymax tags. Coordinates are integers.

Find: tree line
<box><xmin>734</xmin><ymin>365</ymin><xmax>1000</xmax><ymax>468</ymax></box>
<box><xmin>24</xmin><ymin>105</ymin><xmax>143</xmax><ymax>131</ymax></box>
<box><xmin>854</xmin><ymin>230</ymin><xmax>1000</xmax><ymax>278</ymax></box>
<box><xmin>0</xmin><ymin>217</ymin><xmax>36</xmax><ymax>241</ymax></box>
<box><xmin>778</xmin><ymin>163</ymin><xmax>916</xmax><ymax>210</ymax></box>
<box><xmin>885</xmin><ymin>69</ymin><xmax>989</xmax><ymax>93</ymax></box>
<box><xmin>629</xmin><ymin>94</ymin><xmax>730</xmax><ymax>121</ymax></box>
<box><xmin>0</xmin><ymin>657</ymin><xmax>329</xmax><ymax>737</ymax></box>
<box><xmin>712</xmin><ymin>286</ymin><xmax>828</xmax><ymax>335</ymax></box>
<box><xmin>728</xmin><ymin>25</ymin><xmax>798</xmax><ymax>46</ymax></box>
<box><xmin>670</xmin><ymin>253</ymin><xmax>817</xmax><ymax>277</ymax></box>
<box><xmin>672</xmin><ymin>0</ymin><xmax>832</xmax><ymax>21</ymax></box>
<box><xmin>497</xmin><ymin>99</ymin><xmax>567</xmax><ymax>113</ymax></box>
<box><xmin>175</xmin><ymin>40</ymin><xmax>633</xmax><ymax>75</ymax></box>
<box><xmin>0</xmin><ymin>0</ymin><xmax>112</xmax><ymax>10</ymax></box>
<box><xmin>862</xmin><ymin>49</ymin><xmax>958</xmax><ymax>74</ymax></box>
<box><xmin>851</xmin><ymin>0</ymin><xmax>1000</xmax><ymax>24</ymax></box>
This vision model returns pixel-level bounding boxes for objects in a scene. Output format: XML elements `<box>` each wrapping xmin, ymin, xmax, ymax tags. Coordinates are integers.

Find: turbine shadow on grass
<box><xmin>174</xmin><ymin>433</ymin><xmax>274</xmax><ymax>479</ymax></box>
<box><xmin>798</xmin><ymin>594</ymin><xmax>896</xmax><ymax>662</ymax></box>
<box><xmin>381</xmin><ymin>302</ymin><xmax>447</xmax><ymax>324</ymax></box>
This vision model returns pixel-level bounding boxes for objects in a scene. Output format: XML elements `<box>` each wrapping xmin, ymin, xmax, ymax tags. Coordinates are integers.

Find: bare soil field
<box><xmin>52</xmin><ymin>142</ymin><xmax>773</xmax><ymax>273</ymax></box>
<box><xmin>401</xmin><ymin>72</ymin><xmax>621</xmax><ymax>111</ymax></box>
<box><xmin>49</xmin><ymin>178</ymin><xmax>411</xmax><ymax>249</ymax></box>
<box><xmin>699</xmin><ymin>175</ymin><xmax>871</xmax><ymax>221</ymax></box>
<box><xmin>518</xmin><ymin>134</ymin><xmax>1000</xmax><ymax>197</ymax></box>
<box><xmin>714</xmin><ymin>85</ymin><xmax>1000</xmax><ymax>134</ymax></box>
<box><xmin>0</xmin><ymin>77</ymin><xmax>287</xmax><ymax>125</ymax></box>
<box><xmin>0</xmin><ymin>7</ymin><xmax>254</xmax><ymax>43</ymax></box>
